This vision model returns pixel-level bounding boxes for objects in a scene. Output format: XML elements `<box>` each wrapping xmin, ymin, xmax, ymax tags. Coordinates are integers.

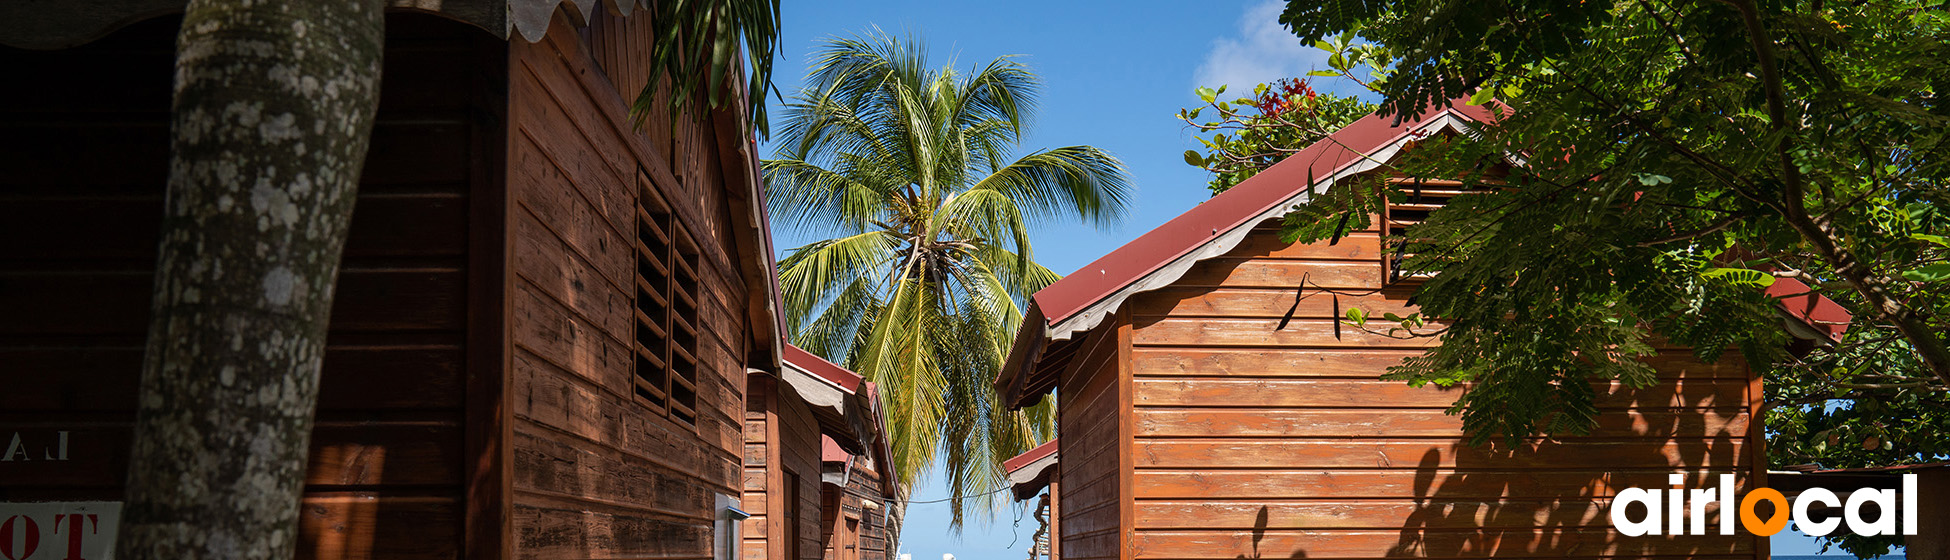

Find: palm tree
<box><xmin>765</xmin><ymin>32</ymin><xmax>1132</xmax><ymax>526</ymax></box>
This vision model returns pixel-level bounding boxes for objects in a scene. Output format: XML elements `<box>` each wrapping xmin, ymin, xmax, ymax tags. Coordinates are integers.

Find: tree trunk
<box><xmin>117</xmin><ymin>2</ymin><xmax>384</xmax><ymax>558</ymax></box>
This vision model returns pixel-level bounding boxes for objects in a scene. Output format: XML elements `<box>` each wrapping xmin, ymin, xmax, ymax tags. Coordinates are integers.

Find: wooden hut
<box><xmin>743</xmin><ymin>345</ymin><xmax>877</xmax><ymax>560</ymax></box>
<box><xmin>993</xmin><ymin>103</ymin><xmax>1840</xmax><ymax>560</ymax></box>
<box><xmin>0</xmin><ymin>3</ymin><xmax>793</xmax><ymax>559</ymax></box>
<box><xmin>819</xmin><ymin>382</ymin><xmax>902</xmax><ymax>560</ymax></box>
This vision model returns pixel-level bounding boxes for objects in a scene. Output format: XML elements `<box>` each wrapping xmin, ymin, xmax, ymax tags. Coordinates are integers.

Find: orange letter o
<box><xmin>1740</xmin><ymin>488</ymin><xmax>1790</xmax><ymax>536</ymax></box>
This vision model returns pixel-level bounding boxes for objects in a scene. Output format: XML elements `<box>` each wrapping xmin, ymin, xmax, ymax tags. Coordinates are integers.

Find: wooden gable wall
<box><xmin>1054</xmin><ymin>315</ymin><xmax>1129</xmax><ymax>560</ymax></box>
<box><xmin>0</xmin><ymin>13</ymin><xmax>505</xmax><ymax>560</ymax></box>
<box><xmin>1114</xmin><ymin>212</ymin><xmax>1766</xmax><ymax>559</ymax></box>
<box><xmin>503</xmin><ymin>9</ymin><xmax>755</xmax><ymax>560</ymax></box>
<box><xmin>743</xmin><ymin>376</ymin><xmax>824</xmax><ymax>560</ymax></box>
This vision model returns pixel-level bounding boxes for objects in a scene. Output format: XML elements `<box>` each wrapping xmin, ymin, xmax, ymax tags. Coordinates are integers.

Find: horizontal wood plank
<box><xmin>1133</xmin><ymin>379</ymin><xmax>1748</xmax><ymax>409</ymax></box>
<box><xmin>1130</xmin><ymin>528</ymin><xmax>1752</xmax><ymax>559</ymax></box>
<box><xmin>1174</xmin><ymin>259</ymin><xmax>1383</xmax><ymax>289</ymax></box>
<box><xmin>1131</xmin><ymin>438</ymin><xmax>1746</xmax><ymax>469</ymax></box>
<box><xmin>1134</xmin><ymin>409</ymin><xmax>1748</xmax><ymax>438</ymax></box>
<box><xmin>1133</xmin><ymin>318</ymin><xmax>1442</xmax><ymax>349</ymax></box>
<box><xmin>1134</xmin><ymin>500</ymin><xmax>1662</xmax><ymax>530</ymax></box>
<box><xmin>1130</xmin><ymin>288</ymin><xmax>1416</xmax><ymax>320</ymax></box>
<box><xmin>1134</xmin><ymin>470</ymin><xmax>1753</xmax><ymax>499</ymax></box>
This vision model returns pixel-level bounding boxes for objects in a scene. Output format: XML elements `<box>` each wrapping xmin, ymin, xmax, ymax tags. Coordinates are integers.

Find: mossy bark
<box><xmin>117</xmin><ymin>1</ymin><xmax>384</xmax><ymax>558</ymax></box>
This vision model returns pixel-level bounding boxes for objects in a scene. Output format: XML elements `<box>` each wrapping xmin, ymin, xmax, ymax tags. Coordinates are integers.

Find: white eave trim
<box><xmin>780</xmin><ymin>360</ymin><xmax>853</xmax><ymax>417</ymax></box>
<box><xmin>1041</xmin><ymin>110</ymin><xmax>1483</xmax><ymax>343</ymax></box>
<box><xmin>1007</xmin><ymin>452</ymin><xmax>1059</xmax><ymax>487</ymax></box>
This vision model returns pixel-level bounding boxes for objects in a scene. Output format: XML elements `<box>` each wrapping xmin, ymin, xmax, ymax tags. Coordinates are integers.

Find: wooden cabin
<box><xmin>743</xmin><ymin>345</ymin><xmax>878</xmax><ymax>560</ymax></box>
<box><xmin>992</xmin><ymin>104</ymin><xmax>1822</xmax><ymax>560</ymax></box>
<box><xmin>818</xmin><ymin>382</ymin><xmax>901</xmax><ymax>560</ymax></box>
<box><xmin>0</xmin><ymin>2</ymin><xmax>796</xmax><ymax>559</ymax></box>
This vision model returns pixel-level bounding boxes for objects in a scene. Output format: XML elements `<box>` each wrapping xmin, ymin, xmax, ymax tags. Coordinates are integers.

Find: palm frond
<box><xmin>631</xmin><ymin>0</ymin><xmax>781</xmax><ymax>136</ymax></box>
<box><xmin>972</xmin><ymin>146</ymin><xmax>1133</xmax><ymax>227</ymax></box>
<box><xmin>765</xmin><ymin>31</ymin><xmax>1124</xmax><ymax>527</ymax></box>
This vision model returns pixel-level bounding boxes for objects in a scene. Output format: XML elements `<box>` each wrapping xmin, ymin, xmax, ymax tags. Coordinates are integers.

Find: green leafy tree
<box><xmin>1264</xmin><ymin>2</ymin><xmax>1948</xmax><ymax>554</ymax></box>
<box><xmin>1179</xmin><ymin>78</ymin><xmax>1374</xmax><ymax>195</ymax></box>
<box><xmin>765</xmin><ymin>32</ymin><xmax>1132</xmax><ymax>527</ymax></box>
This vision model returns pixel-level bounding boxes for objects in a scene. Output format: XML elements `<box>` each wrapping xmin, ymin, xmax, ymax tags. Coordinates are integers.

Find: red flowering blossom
<box><xmin>1250</xmin><ymin>78</ymin><xmax>1320</xmax><ymax>115</ymax></box>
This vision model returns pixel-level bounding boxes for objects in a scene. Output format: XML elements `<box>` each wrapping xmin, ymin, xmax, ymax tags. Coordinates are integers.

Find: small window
<box><xmin>634</xmin><ymin>175</ymin><xmax>702</xmax><ymax>425</ymax></box>
<box><xmin>1382</xmin><ymin>176</ymin><xmax>1486</xmax><ymax>283</ymax></box>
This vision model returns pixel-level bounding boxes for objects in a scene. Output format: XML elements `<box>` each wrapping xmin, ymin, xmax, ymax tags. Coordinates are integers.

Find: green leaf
<box><xmin>1900</xmin><ymin>263</ymin><xmax>1950</xmax><ymax>282</ymax></box>
<box><xmin>1308</xmin><ymin>70</ymin><xmax>1343</xmax><ymax>77</ymax></box>
<box><xmin>1913</xmin><ymin>233</ymin><xmax>1950</xmax><ymax>247</ymax></box>
<box><xmin>1183</xmin><ymin>150</ymin><xmax>1205</xmax><ymax>167</ymax></box>
<box><xmin>1346</xmin><ymin>306</ymin><xmax>1369</xmax><ymax>326</ymax></box>
<box><xmin>1701</xmin><ymin>268</ymin><xmax>1776</xmax><ymax>287</ymax></box>
<box><xmin>1196</xmin><ymin>86</ymin><xmax>1217</xmax><ymax>103</ymax></box>
<box><xmin>1468</xmin><ymin>87</ymin><xmax>1497</xmax><ymax>105</ymax></box>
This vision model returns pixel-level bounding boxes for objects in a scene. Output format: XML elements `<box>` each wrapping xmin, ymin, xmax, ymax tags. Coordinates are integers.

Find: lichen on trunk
<box><xmin>117</xmin><ymin>1</ymin><xmax>384</xmax><ymax>558</ymax></box>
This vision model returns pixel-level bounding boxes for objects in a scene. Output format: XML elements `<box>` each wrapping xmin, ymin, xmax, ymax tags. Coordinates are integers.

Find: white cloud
<box><xmin>1192</xmin><ymin>1</ymin><xmax>1331</xmax><ymax>96</ymax></box>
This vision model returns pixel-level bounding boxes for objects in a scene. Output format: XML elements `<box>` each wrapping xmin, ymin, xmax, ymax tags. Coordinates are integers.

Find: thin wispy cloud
<box><xmin>1191</xmin><ymin>1</ymin><xmax>1331</xmax><ymax>97</ymax></box>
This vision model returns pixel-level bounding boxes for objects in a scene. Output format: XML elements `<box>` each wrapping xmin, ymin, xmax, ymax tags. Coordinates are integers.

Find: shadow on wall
<box><xmin>1239</xmin><ymin>506</ymin><xmax>1307</xmax><ymax>560</ymax></box>
<box><xmin>1376</xmin><ymin>377</ymin><xmax>1751</xmax><ymax>558</ymax></box>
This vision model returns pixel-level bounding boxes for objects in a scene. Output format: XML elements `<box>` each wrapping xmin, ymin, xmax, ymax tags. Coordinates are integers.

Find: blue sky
<box><xmin>759</xmin><ymin>1</ymin><xmax>1864</xmax><ymax>557</ymax></box>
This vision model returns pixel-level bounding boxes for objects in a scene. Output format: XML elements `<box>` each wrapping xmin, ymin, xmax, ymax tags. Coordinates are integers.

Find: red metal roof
<box><xmin>1766</xmin><ymin>277</ymin><xmax>1851</xmax><ymax>340</ymax></box>
<box><xmin>1003</xmin><ymin>438</ymin><xmax>1059</xmax><ymax>473</ymax></box>
<box><xmin>1031</xmin><ymin>102</ymin><xmax>1502</xmax><ymax>325</ymax></box>
<box><xmin>784</xmin><ymin>343</ymin><xmax>864</xmax><ymax>392</ymax></box>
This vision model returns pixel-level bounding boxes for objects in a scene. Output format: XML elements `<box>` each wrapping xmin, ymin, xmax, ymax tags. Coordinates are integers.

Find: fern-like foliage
<box><xmin>1274</xmin><ymin>4</ymin><xmax>1950</xmax><ymax>555</ymax></box>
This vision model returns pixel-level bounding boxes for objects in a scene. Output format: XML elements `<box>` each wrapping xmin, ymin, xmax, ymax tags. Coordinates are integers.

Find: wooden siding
<box><xmin>1117</xmin><ymin>222</ymin><xmax>1765</xmax><ymax>560</ymax></box>
<box><xmin>743</xmin><ymin>376</ymin><xmax>825</xmax><ymax>560</ymax></box>
<box><xmin>0</xmin><ymin>13</ymin><xmax>504</xmax><ymax>560</ymax></box>
<box><xmin>822</xmin><ymin>452</ymin><xmax>892</xmax><ymax>560</ymax></box>
<box><xmin>505</xmin><ymin>10</ymin><xmax>751</xmax><ymax>560</ymax></box>
<box><xmin>1056</xmin><ymin>316</ymin><xmax>1129</xmax><ymax>560</ymax></box>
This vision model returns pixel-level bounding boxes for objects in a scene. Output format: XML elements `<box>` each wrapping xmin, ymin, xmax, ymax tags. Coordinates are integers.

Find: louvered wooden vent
<box><xmin>634</xmin><ymin>181</ymin><xmax>703</xmax><ymax>426</ymax></box>
<box><xmin>1382</xmin><ymin>176</ymin><xmax>1487</xmax><ymax>284</ymax></box>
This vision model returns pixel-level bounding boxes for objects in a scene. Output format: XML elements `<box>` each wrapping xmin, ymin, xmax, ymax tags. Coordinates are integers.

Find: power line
<box><xmin>896</xmin><ymin>486</ymin><xmax>1012</xmax><ymax>505</ymax></box>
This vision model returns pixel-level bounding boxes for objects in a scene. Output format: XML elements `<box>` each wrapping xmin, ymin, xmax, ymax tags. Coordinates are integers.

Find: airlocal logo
<box><xmin>1610</xmin><ymin>474</ymin><xmax>1918</xmax><ymax>537</ymax></box>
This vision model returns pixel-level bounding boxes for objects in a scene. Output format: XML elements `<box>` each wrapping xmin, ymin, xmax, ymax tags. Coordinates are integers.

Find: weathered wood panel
<box><xmin>0</xmin><ymin>13</ymin><xmax>500</xmax><ymax>560</ymax></box>
<box><xmin>506</xmin><ymin>10</ymin><xmax>755</xmax><ymax>560</ymax></box>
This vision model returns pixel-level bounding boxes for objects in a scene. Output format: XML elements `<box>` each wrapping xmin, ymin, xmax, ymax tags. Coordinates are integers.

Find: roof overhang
<box><xmin>780</xmin><ymin>345</ymin><xmax>871</xmax><ymax>454</ymax></box>
<box><xmin>1767</xmin><ymin>277</ymin><xmax>1852</xmax><ymax>343</ymax></box>
<box><xmin>821</xmin><ymin>435</ymin><xmax>854</xmax><ymax>487</ymax></box>
<box><xmin>1004</xmin><ymin>439</ymin><xmax>1060</xmax><ymax>501</ymax></box>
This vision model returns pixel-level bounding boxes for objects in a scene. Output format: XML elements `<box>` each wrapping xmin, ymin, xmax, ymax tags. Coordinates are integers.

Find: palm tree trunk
<box><xmin>117</xmin><ymin>2</ymin><xmax>384</xmax><ymax>558</ymax></box>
